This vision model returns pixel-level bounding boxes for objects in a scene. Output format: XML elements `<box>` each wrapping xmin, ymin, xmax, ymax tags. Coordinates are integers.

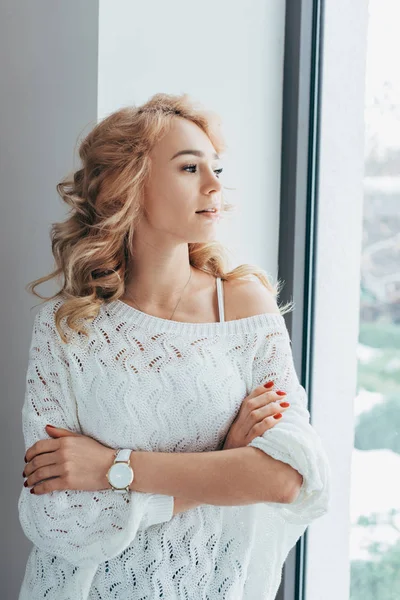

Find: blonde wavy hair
<box><xmin>27</xmin><ymin>92</ymin><xmax>294</xmax><ymax>344</ymax></box>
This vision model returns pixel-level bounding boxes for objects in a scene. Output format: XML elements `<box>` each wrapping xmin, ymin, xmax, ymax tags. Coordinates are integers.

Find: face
<box><xmin>141</xmin><ymin>117</ymin><xmax>223</xmax><ymax>243</ymax></box>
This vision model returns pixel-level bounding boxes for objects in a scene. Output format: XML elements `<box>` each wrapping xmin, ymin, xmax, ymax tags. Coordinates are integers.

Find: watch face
<box><xmin>108</xmin><ymin>463</ymin><xmax>134</xmax><ymax>489</ymax></box>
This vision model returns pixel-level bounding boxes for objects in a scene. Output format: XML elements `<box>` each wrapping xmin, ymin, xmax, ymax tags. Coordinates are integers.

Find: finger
<box><xmin>242</xmin><ymin>393</ymin><xmax>289</xmax><ymax>433</ymax></box>
<box><xmin>246</xmin><ymin>413</ymin><xmax>283</xmax><ymax>442</ymax></box>
<box><xmin>30</xmin><ymin>476</ymin><xmax>66</xmax><ymax>495</ymax></box>
<box><xmin>249</xmin><ymin>381</ymin><xmax>287</xmax><ymax>400</ymax></box>
<box><xmin>244</xmin><ymin>401</ymin><xmax>290</xmax><ymax>436</ymax></box>
<box><xmin>25</xmin><ymin>463</ymin><xmax>61</xmax><ymax>489</ymax></box>
<box><xmin>45</xmin><ymin>425</ymin><xmax>81</xmax><ymax>438</ymax></box>
<box><xmin>25</xmin><ymin>438</ymin><xmax>61</xmax><ymax>463</ymax></box>
<box><xmin>24</xmin><ymin>450</ymin><xmax>59</xmax><ymax>478</ymax></box>
<box><xmin>248</xmin><ymin>383</ymin><xmax>275</xmax><ymax>399</ymax></box>
<box><xmin>245</xmin><ymin>389</ymin><xmax>287</xmax><ymax>413</ymax></box>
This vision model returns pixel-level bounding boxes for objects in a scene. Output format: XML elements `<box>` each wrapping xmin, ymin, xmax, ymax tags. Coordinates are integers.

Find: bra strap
<box><xmin>216</xmin><ymin>277</ymin><xmax>225</xmax><ymax>323</ymax></box>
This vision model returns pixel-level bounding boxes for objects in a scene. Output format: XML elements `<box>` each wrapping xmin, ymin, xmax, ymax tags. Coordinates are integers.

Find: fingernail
<box><xmin>22</xmin><ymin>471</ymin><xmax>26</xmax><ymax>477</ymax></box>
<box><xmin>280</xmin><ymin>402</ymin><xmax>290</xmax><ymax>408</ymax></box>
<box><xmin>24</xmin><ymin>456</ymin><xmax>28</xmax><ymax>463</ymax></box>
<box><xmin>276</xmin><ymin>391</ymin><xmax>286</xmax><ymax>396</ymax></box>
<box><xmin>30</xmin><ymin>488</ymin><xmax>35</xmax><ymax>494</ymax></box>
<box><xmin>46</xmin><ymin>424</ymin><xmax>56</xmax><ymax>428</ymax></box>
<box><xmin>24</xmin><ymin>481</ymin><xmax>28</xmax><ymax>487</ymax></box>
<box><xmin>263</xmin><ymin>381</ymin><xmax>274</xmax><ymax>388</ymax></box>
<box><xmin>273</xmin><ymin>413</ymin><xmax>283</xmax><ymax>419</ymax></box>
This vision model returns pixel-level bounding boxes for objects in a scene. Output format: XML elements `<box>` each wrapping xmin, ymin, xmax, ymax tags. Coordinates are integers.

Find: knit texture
<box><xmin>18</xmin><ymin>293</ymin><xmax>331</xmax><ymax>599</ymax></box>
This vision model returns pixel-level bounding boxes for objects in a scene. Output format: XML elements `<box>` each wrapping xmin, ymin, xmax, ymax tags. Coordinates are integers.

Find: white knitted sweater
<box><xmin>18</xmin><ymin>284</ymin><xmax>331</xmax><ymax>599</ymax></box>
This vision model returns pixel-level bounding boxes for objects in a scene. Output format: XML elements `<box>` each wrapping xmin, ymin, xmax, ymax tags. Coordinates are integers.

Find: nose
<box><xmin>202</xmin><ymin>168</ymin><xmax>222</xmax><ymax>195</ymax></box>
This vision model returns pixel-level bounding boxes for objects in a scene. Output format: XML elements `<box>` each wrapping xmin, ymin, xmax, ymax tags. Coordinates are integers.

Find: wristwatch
<box><xmin>106</xmin><ymin>448</ymin><xmax>134</xmax><ymax>493</ymax></box>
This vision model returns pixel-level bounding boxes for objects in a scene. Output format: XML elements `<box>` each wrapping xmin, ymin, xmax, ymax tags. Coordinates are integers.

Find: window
<box><xmin>351</xmin><ymin>1</ymin><xmax>400</xmax><ymax>597</ymax></box>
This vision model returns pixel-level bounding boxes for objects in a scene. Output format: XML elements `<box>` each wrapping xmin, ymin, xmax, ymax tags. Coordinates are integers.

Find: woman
<box><xmin>18</xmin><ymin>92</ymin><xmax>331</xmax><ymax>599</ymax></box>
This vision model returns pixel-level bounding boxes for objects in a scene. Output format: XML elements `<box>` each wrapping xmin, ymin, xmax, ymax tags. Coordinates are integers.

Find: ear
<box><xmin>45</xmin><ymin>425</ymin><xmax>82</xmax><ymax>438</ymax></box>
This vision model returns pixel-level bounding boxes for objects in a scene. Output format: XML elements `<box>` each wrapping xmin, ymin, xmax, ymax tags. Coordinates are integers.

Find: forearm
<box><xmin>129</xmin><ymin>446</ymin><xmax>297</xmax><ymax>506</ymax></box>
<box><xmin>172</xmin><ymin>496</ymin><xmax>202</xmax><ymax>516</ymax></box>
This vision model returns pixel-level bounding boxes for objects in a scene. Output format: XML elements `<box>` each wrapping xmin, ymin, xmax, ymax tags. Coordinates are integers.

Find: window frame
<box><xmin>276</xmin><ymin>1</ymin><xmax>325</xmax><ymax>598</ymax></box>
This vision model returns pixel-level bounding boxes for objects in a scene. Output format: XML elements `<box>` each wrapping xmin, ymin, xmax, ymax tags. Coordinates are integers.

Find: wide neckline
<box><xmin>102</xmin><ymin>297</ymin><xmax>285</xmax><ymax>336</ymax></box>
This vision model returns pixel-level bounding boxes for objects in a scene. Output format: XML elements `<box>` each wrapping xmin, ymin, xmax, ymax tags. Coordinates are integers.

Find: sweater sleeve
<box><xmin>246</xmin><ymin>318</ymin><xmax>332</xmax><ymax>525</ymax></box>
<box><xmin>18</xmin><ymin>306</ymin><xmax>174</xmax><ymax>568</ymax></box>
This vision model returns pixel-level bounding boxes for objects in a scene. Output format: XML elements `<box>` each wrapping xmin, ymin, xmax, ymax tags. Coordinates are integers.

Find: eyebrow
<box><xmin>170</xmin><ymin>149</ymin><xmax>220</xmax><ymax>161</ymax></box>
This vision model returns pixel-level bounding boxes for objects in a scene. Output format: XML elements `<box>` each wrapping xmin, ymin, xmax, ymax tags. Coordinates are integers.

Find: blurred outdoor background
<box><xmin>351</xmin><ymin>0</ymin><xmax>400</xmax><ymax>596</ymax></box>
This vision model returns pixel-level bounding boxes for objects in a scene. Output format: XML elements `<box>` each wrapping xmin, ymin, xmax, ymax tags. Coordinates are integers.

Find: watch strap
<box><xmin>114</xmin><ymin>448</ymin><xmax>132</xmax><ymax>463</ymax></box>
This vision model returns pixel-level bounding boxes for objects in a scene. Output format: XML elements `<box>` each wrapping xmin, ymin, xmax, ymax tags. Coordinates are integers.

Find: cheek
<box><xmin>144</xmin><ymin>192</ymin><xmax>192</xmax><ymax>233</ymax></box>
<box><xmin>146</xmin><ymin>177</ymin><xmax>194</xmax><ymax>216</ymax></box>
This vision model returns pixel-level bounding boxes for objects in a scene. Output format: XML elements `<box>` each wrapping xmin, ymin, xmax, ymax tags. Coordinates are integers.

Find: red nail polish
<box><xmin>24</xmin><ymin>456</ymin><xmax>28</xmax><ymax>463</ymax></box>
<box><xmin>273</xmin><ymin>413</ymin><xmax>283</xmax><ymax>419</ymax></box>
<box><xmin>30</xmin><ymin>488</ymin><xmax>35</xmax><ymax>494</ymax></box>
<box><xmin>276</xmin><ymin>391</ymin><xmax>286</xmax><ymax>396</ymax></box>
<box><xmin>280</xmin><ymin>402</ymin><xmax>290</xmax><ymax>408</ymax></box>
<box><xmin>22</xmin><ymin>471</ymin><xmax>26</xmax><ymax>477</ymax></box>
<box><xmin>264</xmin><ymin>381</ymin><xmax>274</xmax><ymax>388</ymax></box>
<box><xmin>46</xmin><ymin>424</ymin><xmax>56</xmax><ymax>428</ymax></box>
<box><xmin>24</xmin><ymin>481</ymin><xmax>28</xmax><ymax>487</ymax></box>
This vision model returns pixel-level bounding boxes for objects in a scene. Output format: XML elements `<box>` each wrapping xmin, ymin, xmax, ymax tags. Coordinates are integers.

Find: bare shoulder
<box><xmin>223</xmin><ymin>276</ymin><xmax>281</xmax><ymax>320</ymax></box>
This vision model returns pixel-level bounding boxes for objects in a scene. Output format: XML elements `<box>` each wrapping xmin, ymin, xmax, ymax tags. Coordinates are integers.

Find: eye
<box><xmin>182</xmin><ymin>164</ymin><xmax>224</xmax><ymax>177</ymax></box>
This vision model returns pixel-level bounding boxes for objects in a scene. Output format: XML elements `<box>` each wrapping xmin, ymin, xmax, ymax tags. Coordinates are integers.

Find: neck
<box><xmin>124</xmin><ymin>263</ymin><xmax>194</xmax><ymax>312</ymax></box>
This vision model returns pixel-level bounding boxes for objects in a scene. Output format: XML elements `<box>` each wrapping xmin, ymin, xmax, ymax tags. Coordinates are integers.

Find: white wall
<box><xmin>98</xmin><ymin>0</ymin><xmax>287</xmax><ymax>281</ymax></box>
<box><xmin>0</xmin><ymin>2</ymin><xmax>99</xmax><ymax>595</ymax></box>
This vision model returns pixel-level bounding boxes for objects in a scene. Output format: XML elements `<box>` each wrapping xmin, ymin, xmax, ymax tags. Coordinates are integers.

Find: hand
<box><xmin>23</xmin><ymin>425</ymin><xmax>116</xmax><ymax>495</ymax></box>
<box><xmin>222</xmin><ymin>382</ymin><xmax>290</xmax><ymax>450</ymax></box>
